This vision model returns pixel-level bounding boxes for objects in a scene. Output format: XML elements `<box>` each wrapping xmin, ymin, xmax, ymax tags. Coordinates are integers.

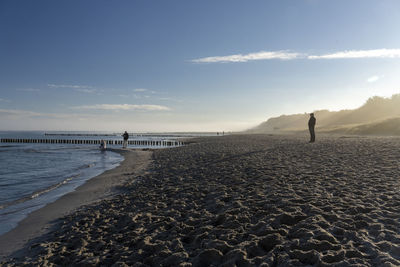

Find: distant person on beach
<box><xmin>99</xmin><ymin>140</ymin><xmax>107</xmax><ymax>151</ymax></box>
<box><xmin>308</xmin><ymin>113</ymin><xmax>316</xmax><ymax>143</ymax></box>
<box><xmin>122</xmin><ymin>131</ymin><xmax>129</xmax><ymax>148</ymax></box>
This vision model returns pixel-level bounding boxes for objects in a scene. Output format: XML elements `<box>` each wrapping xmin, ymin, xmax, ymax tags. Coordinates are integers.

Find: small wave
<box><xmin>23</xmin><ymin>148</ymin><xmax>66</xmax><ymax>154</ymax></box>
<box><xmin>0</xmin><ymin>149</ymin><xmax>16</xmax><ymax>153</ymax></box>
<box><xmin>0</xmin><ymin>173</ymin><xmax>80</xmax><ymax>210</ymax></box>
<box><xmin>0</xmin><ymin>202</ymin><xmax>42</xmax><ymax>216</ymax></box>
<box><xmin>1</xmin><ymin>148</ymin><xmax>49</xmax><ymax>153</ymax></box>
<box><xmin>23</xmin><ymin>149</ymin><xmax>41</xmax><ymax>153</ymax></box>
<box><xmin>42</xmin><ymin>146</ymin><xmax>90</xmax><ymax>151</ymax></box>
<box><xmin>76</xmin><ymin>163</ymin><xmax>95</xmax><ymax>170</ymax></box>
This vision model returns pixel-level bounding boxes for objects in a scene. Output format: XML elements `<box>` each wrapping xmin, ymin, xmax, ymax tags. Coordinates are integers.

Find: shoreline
<box><xmin>0</xmin><ymin>148</ymin><xmax>152</xmax><ymax>259</ymax></box>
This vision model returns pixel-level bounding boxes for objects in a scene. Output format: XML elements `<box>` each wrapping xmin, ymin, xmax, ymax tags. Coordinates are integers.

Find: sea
<box><xmin>0</xmin><ymin>131</ymin><xmax>216</xmax><ymax>236</ymax></box>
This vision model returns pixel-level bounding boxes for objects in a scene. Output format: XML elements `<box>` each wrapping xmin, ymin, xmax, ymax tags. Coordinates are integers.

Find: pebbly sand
<box><xmin>2</xmin><ymin>134</ymin><xmax>400</xmax><ymax>266</ymax></box>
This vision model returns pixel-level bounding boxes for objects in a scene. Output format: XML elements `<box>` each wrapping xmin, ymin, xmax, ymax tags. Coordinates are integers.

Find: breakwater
<box><xmin>0</xmin><ymin>138</ymin><xmax>183</xmax><ymax>147</ymax></box>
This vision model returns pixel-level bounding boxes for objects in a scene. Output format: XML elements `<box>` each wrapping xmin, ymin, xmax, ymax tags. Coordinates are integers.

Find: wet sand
<box><xmin>2</xmin><ymin>134</ymin><xmax>400</xmax><ymax>266</ymax></box>
<box><xmin>0</xmin><ymin>149</ymin><xmax>151</xmax><ymax>260</ymax></box>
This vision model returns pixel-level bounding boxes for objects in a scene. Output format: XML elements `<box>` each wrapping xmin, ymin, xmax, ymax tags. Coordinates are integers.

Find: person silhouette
<box><xmin>99</xmin><ymin>139</ymin><xmax>107</xmax><ymax>151</ymax></box>
<box><xmin>308</xmin><ymin>113</ymin><xmax>316</xmax><ymax>142</ymax></box>
<box><xmin>122</xmin><ymin>131</ymin><xmax>129</xmax><ymax>148</ymax></box>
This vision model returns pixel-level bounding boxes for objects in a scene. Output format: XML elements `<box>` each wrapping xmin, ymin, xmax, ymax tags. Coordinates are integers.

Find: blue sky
<box><xmin>1</xmin><ymin>0</ymin><xmax>400</xmax><ymax>132</ymax></box>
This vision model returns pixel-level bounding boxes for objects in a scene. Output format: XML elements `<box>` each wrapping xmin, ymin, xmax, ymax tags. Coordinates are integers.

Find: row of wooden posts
<box><xmin>0</xmin><ymin>138</ymin><xmax>183</xmax><ymax>147</ymax></box>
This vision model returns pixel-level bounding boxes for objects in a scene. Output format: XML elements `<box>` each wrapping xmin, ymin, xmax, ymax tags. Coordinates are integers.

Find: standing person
<box><xmin>308</xmin><ymin>113</ymin><xmax>316</xmax><ymax>143</ymax></box>
<box><xmin>99</xmin><ymin>139</ymin><xmax>107</xmax><ymax>151</ymax></box>
<box><xmin>122</xmin><ymin>131</ymin><xmax>129</xmax><ymax>148</ymax></box>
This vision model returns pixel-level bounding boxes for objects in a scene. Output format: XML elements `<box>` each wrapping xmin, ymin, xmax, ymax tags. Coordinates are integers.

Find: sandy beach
<box><xmin>2</xmin><ymin>134</ymin><xmax>400</xmax><ymax>266</ymax></box>
<box><xmin>0</xmin><ymin>149</ymin><xmax>151</xmax><ymax>261</ymax></box>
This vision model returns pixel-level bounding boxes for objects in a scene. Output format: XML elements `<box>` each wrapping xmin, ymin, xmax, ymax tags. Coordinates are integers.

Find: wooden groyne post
<box><xmin>0</xmin><ymin>139</ymin><xmax>184</xmax><ymax>147</ymax></box>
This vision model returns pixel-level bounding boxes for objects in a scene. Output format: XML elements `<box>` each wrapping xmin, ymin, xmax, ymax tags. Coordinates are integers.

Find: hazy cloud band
<box><xmin>72</xmin><ymin>104</ymin><xmax>171</xmax><ymax>111</ymax></box>
<box><xmin>192</xmin><ymin>51</ymin><xmax>302</xmax><ymax>63</ymax></box>
<box><xmin>308</xmin><ymin>49</ymin><xmax>400</xmax><ymax>59</ymax></box>
<box><xmin>48</xmin><ymin>84</ymin><xmax>93</xmax><ymax>89</ymax></box>
<box><xmin>192</xmin><ymin>49</ymin><xmax>400</xmax><ymax>63</ymax></box>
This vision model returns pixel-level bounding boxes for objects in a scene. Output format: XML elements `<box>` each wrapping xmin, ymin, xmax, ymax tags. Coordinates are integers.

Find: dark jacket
<box><xmin>308</xmin><ymin>117</ymin><xmax>316</xmax><ymax>128</ymax></box>
<box><xmin>123</xmin><ymin>132</ymin><xmax>129</xmax><ymax>140</ymax></box>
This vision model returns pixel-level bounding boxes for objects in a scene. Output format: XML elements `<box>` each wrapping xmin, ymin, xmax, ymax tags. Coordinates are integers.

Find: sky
<box><xmin>1</xmin><ymin>0</ymin><xmax>400</xmax><ymax>132</ymax></box>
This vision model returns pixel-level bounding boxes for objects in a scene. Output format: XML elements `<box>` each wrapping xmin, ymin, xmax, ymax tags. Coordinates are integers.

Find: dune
<box><xmin>249</xmin><ymin>94</ymin><xmax>400</xmax><ymax>136</ymax></box>
<box><xmin>323</xmin><ymin>117</ymin><xmax>400</xmax><ymax>136</ymax></box>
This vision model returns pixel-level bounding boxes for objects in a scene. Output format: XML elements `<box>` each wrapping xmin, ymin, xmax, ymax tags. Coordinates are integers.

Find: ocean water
<box><xmin>0</xmin><ymin>131</ymin><xmax>214</xmax><ymax>236</ymax></box>
<box><xmin>0</xmin><ymin>131</ymin><xmax>124</xmax><ymax>236</ymax></box>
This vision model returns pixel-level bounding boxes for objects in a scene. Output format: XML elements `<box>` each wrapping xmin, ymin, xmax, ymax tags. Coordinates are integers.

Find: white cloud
<box><xmin>308</xmin><ymin>49</ymin><xmax>400</xmax><ymax>59</ymax></box>
<box><xmin>0</xmin><ymin>109</ymin><xmax>89</xmax><ymax>119</ymax></box>
<box><xmin>48</xmin><ymin>83</ymin><xmax>93</xmax><ymax>89</ymax></box>
<box><xmin>0</xmin><ymin>109</ymin><xmax>43</xmax><ymax>117</ymax></box>
<box><xmin>118</xmin><ymin>94</ymin><xmax>142</xmax><ymax>99</ymax></box>
<box><xmin>133</xmin><ymin>88</ymin><xmax>148</xmax><ymax>92</ymax></box>
<box><xmin>48</xmin><ymin>83</ymin><xmax>101</xmax><ymax>94</ymax></box>
<box><xmin>72</xmin><ymin>104</ymin><xmax>171</xmax><ymax>111</ymax></box>
<box><xmin>192</xmin><ymin>48</ymin><xmax>400</xmax><ymax>63</ymax></box>
<box><xmin>367</xmin><ymin>75</ymin><xmax>382</xmax><ymax>83</ymax></box>
<box><xmin>74</xmin><ymin>88</ymin><xmax>98</xmax><ymax>93</ymax></box>
<box><xmin>118</xmin><ymin>94</ymin><xmax>131</xmax><ymax>98</ymax></box>
<box><xmin>0</xmin><ymin>98</ymin><xmax>10</xmax><ymax>102</ymax></box>
<box><xmin>192</xmin><ymin>50</ymin><xmax>302</xmax><ymax>63</ymax></box>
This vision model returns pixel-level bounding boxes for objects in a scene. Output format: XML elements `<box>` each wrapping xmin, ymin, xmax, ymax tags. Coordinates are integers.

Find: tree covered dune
<box><xmin>249</xmin><ymin>94</ymin><xmax>400</xmax><ymax>136</ymax></box>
